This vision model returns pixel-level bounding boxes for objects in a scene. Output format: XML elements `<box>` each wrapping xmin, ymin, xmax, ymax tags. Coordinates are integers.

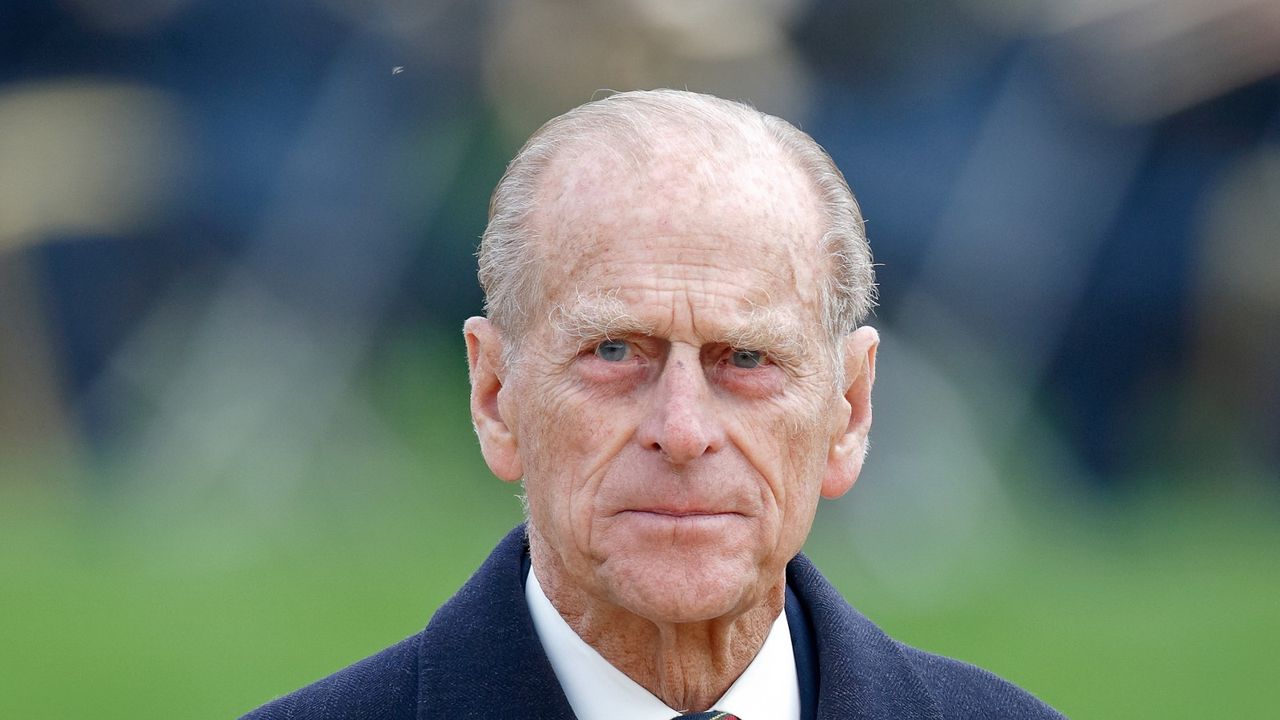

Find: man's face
<box><xmin>474</xmin><ymin>139</ymin><xmax>872</xmax><ymax>624</ymax></box>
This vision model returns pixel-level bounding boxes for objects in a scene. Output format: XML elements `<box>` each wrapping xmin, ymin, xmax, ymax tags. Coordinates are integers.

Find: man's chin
<box><xmin>600</xmin><ymin>554</ymin><xmax>763</xmax><ymax>625</ymax></box>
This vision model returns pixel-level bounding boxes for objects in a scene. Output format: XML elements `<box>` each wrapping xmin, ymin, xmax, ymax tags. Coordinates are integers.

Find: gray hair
<box><xmin>477</xmin><ymin>89</ymin><xmax>876</xmax><ymax>356</ymax></box>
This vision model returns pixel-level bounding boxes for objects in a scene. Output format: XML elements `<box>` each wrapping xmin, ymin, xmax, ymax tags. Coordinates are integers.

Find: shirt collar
<box><xmin>526</xmin><ymin>565</ymin><xmax>800</xmax><ymax>720</ymax></box>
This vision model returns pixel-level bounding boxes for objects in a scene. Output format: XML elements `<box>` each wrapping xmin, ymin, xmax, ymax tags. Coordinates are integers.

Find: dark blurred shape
<box><xmin>1185</xmin><ymin>141</ymin><xmax>1280</xmax><ymax>480</ymax></box>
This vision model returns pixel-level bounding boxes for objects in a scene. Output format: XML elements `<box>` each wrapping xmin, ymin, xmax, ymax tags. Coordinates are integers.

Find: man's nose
<box><xmin>637</xmin><ymin>351</ymin><xmax>725</xmax><ymax>464</ymax></box>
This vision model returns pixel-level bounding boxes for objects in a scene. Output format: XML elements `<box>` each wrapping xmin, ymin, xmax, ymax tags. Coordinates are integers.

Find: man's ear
<box><xmin>464</xmin><ymin>317</ymin><xmax>523</xmax><ymax>482</ymax></box>
<box><xmin>822</xmin><ymin>325</ymin><xmax>879</xmax><ymax>499</ymax></box>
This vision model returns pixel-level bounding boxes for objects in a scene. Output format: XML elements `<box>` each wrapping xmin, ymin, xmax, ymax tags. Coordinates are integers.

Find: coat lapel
<box><xmin>787</xmin><ymin>555</ymin><xmax>945</xmax><ymax>720</ymax></box>
<box><xmin>417</xmin><ymin>525</ymin><xmax>576</xmax><ymax>719</ymax></box>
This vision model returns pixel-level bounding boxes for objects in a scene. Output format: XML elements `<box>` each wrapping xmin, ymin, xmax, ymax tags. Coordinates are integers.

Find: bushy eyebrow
<box><xmin>721</xmin><ymin>306</ymin><xmax>808</xmax><ymax>366</ymax></box>
<box><xmin>550</xmin><ymin>291</ymin><xmax>654</xmax><ymax>343</ymax></box>
<box><xmin>550</xmin><ymin>291</ymin><xmax>809</xmax><ymax>365</ymax></box>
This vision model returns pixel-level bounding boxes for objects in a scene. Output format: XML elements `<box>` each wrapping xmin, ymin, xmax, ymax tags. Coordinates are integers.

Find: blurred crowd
<box><xmin>1</xmin><ymin>0</ymin><xmax>1277</xmax><ymax>511</ymax></box>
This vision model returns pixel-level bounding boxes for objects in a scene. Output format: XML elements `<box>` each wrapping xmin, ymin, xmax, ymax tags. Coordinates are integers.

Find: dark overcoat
<box><xmin>243</xmin><ymin>525</ymin><xmax>1065</xmax><ymax>719</ymax></box>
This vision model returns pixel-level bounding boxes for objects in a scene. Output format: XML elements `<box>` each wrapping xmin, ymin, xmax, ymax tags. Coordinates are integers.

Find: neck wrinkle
<box><xmin>528</xmin><ymin>524</ymin><xmax>785</xmax><ymax>712</ymax></box>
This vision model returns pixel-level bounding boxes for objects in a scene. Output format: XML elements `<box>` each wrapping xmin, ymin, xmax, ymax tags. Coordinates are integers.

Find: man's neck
<box><xmin>530</xmin><ymin>537</ymin><xmax>785</xmax><ymax>712</ymax></box>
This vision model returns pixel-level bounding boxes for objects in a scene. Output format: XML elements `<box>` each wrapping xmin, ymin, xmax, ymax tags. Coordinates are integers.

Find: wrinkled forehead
<box><xmin>527</xmin><ymin>131</ymin><xmax>828</xmax><ymax>314</ymax></box>
<box><xmin>536</xmin><ymin>125</ymin><xmax>817</xmax><ymax>227</ymax></box>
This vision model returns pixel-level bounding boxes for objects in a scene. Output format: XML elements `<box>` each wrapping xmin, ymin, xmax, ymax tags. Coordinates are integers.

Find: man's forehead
<box><xmin>540</xmin><ymin>225</ymin><xmax>822</xmax><ymax>338</ymax></box>
<box><xmin>530</xmin><ymin>135</ymin><xmax>826</xmax><ymax>285</ymax></box>
<box><xmin>538</xmin><ymin>130</ymin><xmax>813</xmax><ymax>215</ymax></box>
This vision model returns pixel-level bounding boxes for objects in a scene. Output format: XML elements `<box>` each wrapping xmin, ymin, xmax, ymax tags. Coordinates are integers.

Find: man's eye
<box><xmin>729</xmin><ymin>349</ymin><xmax>766</xmax><ymax>369</ymax></box>
<box><xmin>594</xmin><ymin>340</ymin><xmax>631</xmax><ymax>362</ymax></box>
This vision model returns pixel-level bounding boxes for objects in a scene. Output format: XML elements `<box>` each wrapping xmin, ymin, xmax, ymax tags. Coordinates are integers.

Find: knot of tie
<box><xmin>671</xmin><ymin>713</ymin><xmax>740</xmax><ymax>720</ymax></box>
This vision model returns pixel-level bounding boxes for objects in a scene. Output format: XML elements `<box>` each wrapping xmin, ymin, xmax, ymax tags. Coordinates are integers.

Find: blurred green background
<box><xmin>2</xmin><ymin>1</ymin><xmax>1278</xmax><ymax>717</ymax></box>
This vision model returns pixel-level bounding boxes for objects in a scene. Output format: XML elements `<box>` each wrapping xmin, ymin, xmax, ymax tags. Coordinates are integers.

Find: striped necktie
<box><xmin>672</xmin><ymin>713</ymin><xmax>740</xmax><ymax>720</ymax></box>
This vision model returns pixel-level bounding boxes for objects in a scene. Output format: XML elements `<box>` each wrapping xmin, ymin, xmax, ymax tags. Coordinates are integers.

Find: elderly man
<box><xmin>245</xmin><ymin>90</ymin><xmax>1063</xmax><ymax>719</ymax></box>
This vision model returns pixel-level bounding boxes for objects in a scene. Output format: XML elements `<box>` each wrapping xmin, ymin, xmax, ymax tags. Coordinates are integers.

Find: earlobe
<box><xmin>821</xmin><ymin>326</ymin><xmax>879</xmax><ymax>499</ymax></box>
<box><xmin>464</xmin><ymin>317</ymin><xmax>524</xmax><ymax>482</ymax></box>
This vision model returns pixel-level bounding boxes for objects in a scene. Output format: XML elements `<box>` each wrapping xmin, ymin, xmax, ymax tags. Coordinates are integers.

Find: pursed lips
<box><xmin>614</xmin><ymin>507</ymin><xmax>745</xmax><ymax>521</ymax></box>
<box><xmin>629</xmin><ymin>508</ymin><xmax>731</xmax><ymax>516</ymax></box>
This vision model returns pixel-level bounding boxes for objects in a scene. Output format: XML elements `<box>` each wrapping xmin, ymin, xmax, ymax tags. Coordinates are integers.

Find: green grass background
<box><xmin>2</xmin><ymin>337</ymin><xmax>1276</xmax><ymax>718</ymax></box>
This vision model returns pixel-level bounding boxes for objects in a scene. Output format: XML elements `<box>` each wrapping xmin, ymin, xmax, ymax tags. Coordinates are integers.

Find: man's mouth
<box><xmin>617</xmin><ymin>508</ymin><xmax>743</xmax><ymax>521</ymax></box>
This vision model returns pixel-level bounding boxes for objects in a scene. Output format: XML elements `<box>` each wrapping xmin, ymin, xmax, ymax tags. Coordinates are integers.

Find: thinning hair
<box><xmin>477</xmin><ymin>89</ymin><xmax>876</xmax><ymax>359</ymax></box>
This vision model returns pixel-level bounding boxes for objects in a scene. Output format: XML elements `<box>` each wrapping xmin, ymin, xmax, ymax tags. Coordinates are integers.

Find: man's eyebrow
<box><xmin>550</xmin><ymin>292</ymin><xmax>810</xmax><ymax>362</ymax></box>
<box><xmin>721</xmin><ymin>306</ymin><xmax>809</xmax><ymax>365</ymax></box>
<box><xmin>550</xmin><ymin>292</ymin><xmax>654</xmax><ymax>343</ymax></box>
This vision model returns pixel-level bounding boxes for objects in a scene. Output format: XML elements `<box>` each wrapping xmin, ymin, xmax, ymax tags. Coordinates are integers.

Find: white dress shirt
<box><xmin>526</xmin><ymin>566</ymin><xmax>801</xmax><ymax>720</ymax></box>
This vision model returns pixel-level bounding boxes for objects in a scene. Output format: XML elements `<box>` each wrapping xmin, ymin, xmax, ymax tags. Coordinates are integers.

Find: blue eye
<box><xmin>730</xmin><ymin>349</ymin><xmax>765</xmax><ymax>369</ymax></box>
<box><xmin>595</xmin><ymin>340</ymin><xmax>631</xmax><ymax>362</ymax></box>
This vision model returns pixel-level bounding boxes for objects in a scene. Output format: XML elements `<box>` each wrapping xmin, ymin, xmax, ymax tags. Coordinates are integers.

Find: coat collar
<box><xmin>417</xmin><ymin>525</ymin><xmax>576</xmax><ymax>718</ymax></box>
<box><xmin>418</xmin><ymin>525</ymin><xmax>943</xmax><ymax>720</ymax></box>
<box><xmin>787</xmin><ymin>555</ymin><xmax>944</xmax><ymax>720</ymax></box>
